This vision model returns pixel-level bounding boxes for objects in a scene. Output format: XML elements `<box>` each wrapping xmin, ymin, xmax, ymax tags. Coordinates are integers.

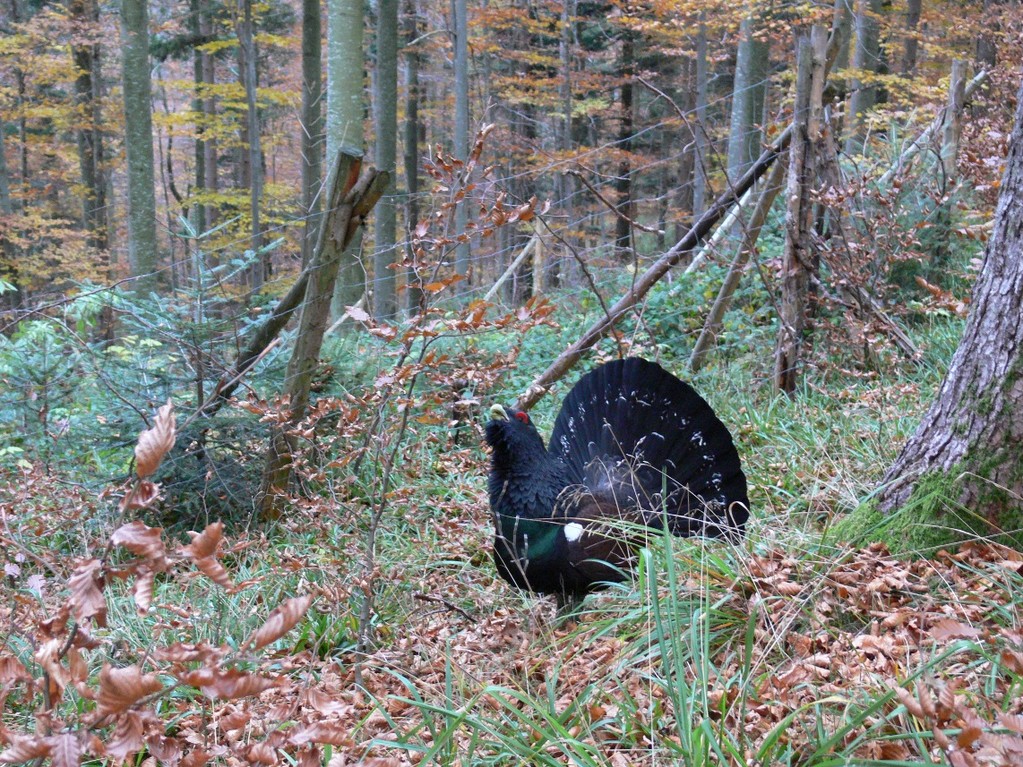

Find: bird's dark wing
<box><xmin>548</xmin><ymin>358</ymin><xmax>749</xmax><ymax>538</ymax></box>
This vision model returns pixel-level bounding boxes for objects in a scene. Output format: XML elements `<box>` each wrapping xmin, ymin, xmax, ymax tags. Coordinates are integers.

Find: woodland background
<box><xmin>2</xmin><ymin>0</ymin><xmax>1023</xmax><ymax>764</ymax></box>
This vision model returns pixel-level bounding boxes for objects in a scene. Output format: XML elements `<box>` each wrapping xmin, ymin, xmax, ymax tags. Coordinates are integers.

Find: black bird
<box><xmin>484</xmin><ymin>357</ymin><xmax>749</xmax><ymax>607</ymax></box>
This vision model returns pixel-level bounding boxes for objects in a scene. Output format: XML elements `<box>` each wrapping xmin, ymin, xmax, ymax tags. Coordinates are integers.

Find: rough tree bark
<box><xmin>873</xmin><ymin>77</ymin><xmax>1023</xmax><ymax>546</ymax></box>
<box><xmin>774</xmin><ymin>27</ymin><xmax>827</xmax><ymax>395</ymax></box>
<box><xmin>258</xmin><ymin>152</ymin><xmax>388</xmax><ymax>519</ymax></box>
<box><xmin>613</xmin><ymin>32</ymin><xmax>635</xmax><ymax>262</ymax></box>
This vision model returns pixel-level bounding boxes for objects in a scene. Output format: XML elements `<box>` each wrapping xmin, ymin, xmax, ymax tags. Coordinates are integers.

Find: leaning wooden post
<box><xmin>258</xmin><ymin>150</ymin><xmax>389</xmax><ymax>520</ymax></box>
<box><xmin>773</xmin><ymin>26</ymin><xmax>827</xmax><ymax>395</ymax></box>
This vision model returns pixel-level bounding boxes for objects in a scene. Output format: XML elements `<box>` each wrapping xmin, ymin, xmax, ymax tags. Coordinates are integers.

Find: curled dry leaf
<box><xmin>68</xmin><ymin>558</ymin><xmax>107</xmax><ymax>626</ymax></box>
<box><xmin>182</xmin><ymin>523</ymin><xmax>234</xmax><ymax>590</ymax></box>
<box><xmin>930</xmin><ymin>618</ymin><xmax>983</xmax><ymax>641</ymax></box>
<box><xmin>111</xmin><ymin>521</ymin><xmax>169</xmax><ymax>571</ymax></box>
<box><xmin>132</xmin><ymin>570</ymin><xmax>156</xmax><ymax>613</ymax></box>
<box><xmin>34</xmin><ymin>637</ymin><xmax>71</xmax><ymax>700</ymax></box>
<box><xmin>999</xmin><ymin>713</ymin><xmax>1023</xmax><ymax>735</ymax></box>
<box><xmin>119</xmin><ymin>480</ymin><xmax>162</xmax><ymax>513</ymax></box>
<box><xmin>183</xmin><ymin>522</ymin><xmax>224</xmax><ymax>560</ymax></box>
<box><xmin>246</xmin><ymin>743</ymin><xmax>277</xmax><ymax>765</ymax></box>
<box><xmin>895</xmin><ymin>686</ymin><xmax>925</xmax><ymax>719</ymax></box>
<box><xmin>97</xmin><ymin>664</ymin><xmax>164</xmax><ymax>718</ymax></box>
<box><xmin>146</xmin><ymin>732</ymin><xmax>187</xmax><ymax>765</ymax></box>
<box><xmin>135</xmin><ymin>400</ymin><xmax>176</xmax><ymax>478</ymax></box>
<box><xmin>243</xmin><ymin>594</ymin><xmax>315</xmax><ymax>652</ymax></box>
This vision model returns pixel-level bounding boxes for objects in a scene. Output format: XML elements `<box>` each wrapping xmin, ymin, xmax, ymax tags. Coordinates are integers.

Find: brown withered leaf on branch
<box><xmin>111</xmin><ymin>521</ymin><xmax>169</xmax><ymax>571</ymax></box>
<box><xmin>154</xmin><ymin>642</ymin><xmax>223</xmax><ymax>664</ymax></box>
<box><xmin>182</xmin><ymin>523</ymin><xmax>234</xmax><ymax>590</ymax></box>
<box><xmin>96</xmin><ymin>664</ymin><xmax>163</xmax><ymax>718</ymax></box>
<box><xmin>118</xmin><ymin>480</ymin><xmax>162</xmax><ymax>513</ymax></box>
<box><xmin>48</xmin><ymin>733</ymin><xmax>81</xmax><ymax>767</ymax></box>
<box><xmin>180</xmin><ymin>667</ymin><xmax>277</xmax><ymax>699</ymax></box>
<box><xmin>105</xmin><ymin>711</ymin><xmax>150</xmax><ymax>763</ymax></box>
<box><xmin>132</xmin><ymin>570</ymin><xmax>156</xmax><ymax>613</ymax></box>
<box><xmin>135</xmin><ymin>400</ymin><xmax>176</xmax><ymax>478</ymax></box>
<box><xmin>0</xmin><ymin>654</ymin><xmax>31</xmax><ymax>683</ymax></box>
<box><xmin>68</xmin><ymin>558</ymin><xmax>107</xmax><ymax>626</ymax></box>
<box><xmin>0</xmin><ymin>735</ymin><xmax>53</xmax><ymax>764</ymax></box>
<box><xmin>34</xmin><ymin>637</ymin><xmax>71</xmax><ymax>700</ymax></box>
<box><xmin>183</xmin><ymin>521</ymin><xmax>223</xmax><ymax>560</ymax></box>
<box><xmin>242</xmin><ymin>594</ymin><xmax>315</xmax><ymax>652</ymax></box>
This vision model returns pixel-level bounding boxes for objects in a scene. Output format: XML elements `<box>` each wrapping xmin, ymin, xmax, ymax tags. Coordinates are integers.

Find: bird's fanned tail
<box><xmin>548</xmin><ymin>358</ymin><xmax>749</xmax><ymax>539</ymax></box>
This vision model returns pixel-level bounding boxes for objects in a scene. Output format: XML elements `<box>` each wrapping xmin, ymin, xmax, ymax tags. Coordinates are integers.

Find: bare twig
<box><xmin>567</xmin><ymin>169</ymin><xmax>664</xmax><ymax>234</ymax></box>
<box><xmin>413</xmin><ymin>592</ymin><xmax>475</xmax><ymax>621</ymax></box>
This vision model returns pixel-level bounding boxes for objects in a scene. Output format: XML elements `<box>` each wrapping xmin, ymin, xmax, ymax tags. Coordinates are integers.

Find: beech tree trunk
<box><xmin>71</xmin><ymin>0</ymin><xmax>107</xmax><ymax>251</ymax></box>
<box><xmin>237</xmin><ymin>0</ymin><xmax>265</xmax><ymax>290</ymax></box>
<box><xmin>727</xmin><ymin>16</ymin><xmax>768</xmax><ymax>183</ymax></box>
<box><xmin>372</xmin><ymin>0</ymin><xmax>399</xmax><ymax>319</ymax></box>
<box><xmin>300</xmin><ymin>0</ymin><xmax>323</xmax><ymax>267</ymax></box>
<box><xmin>692</xmin><ymin>16</ymin><xmax>709</xmax><ymax>220</ymax></box>
<box><xmin>613</xmin><ymin>33</ymin><xmax>634</xmax><ymax>262</ymax></box>
<box><xmin>845</xmin><ymin>0</ymin><xmax>882</xmax><ymax>156</ymax></box>
<box><xmin>402</xmin><ymin>0</ymin><xmax>424</xmax><ymax>314</ymax></box>
<box><xmin>120</xmin><ymin>0</ymin><xmax>159</xmax><ymax>293</ymax></box>
<box><xmin>900</xmin><ymin>0</ymin><xmax>922</xmax><ymax>76</ymax></box>
<box><xmin>327</xmin><ymin>0</ymin><xmax>368</xmax><ymax>319</ymax></box>
<box><xmin>875</xmin><ymin>79</ymin><xmax>1023</xmax><ymax>530</ymax></box>
<box><xmin>451</xmin><ymin>0</ymin><xmax>470</xmax><ymax>284</ymax></box>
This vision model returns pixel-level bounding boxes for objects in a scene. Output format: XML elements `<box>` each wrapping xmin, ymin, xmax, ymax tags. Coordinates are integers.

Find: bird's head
<box><xmin>484</xmin><ymin>403</ymin><xmax>547</xmax><ymax>463</ymax></box>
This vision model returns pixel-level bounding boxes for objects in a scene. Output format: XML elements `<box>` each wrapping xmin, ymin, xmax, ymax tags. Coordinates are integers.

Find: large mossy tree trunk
<box><xmin>871</xmin><ymin>79</ymin><xmax>1023</xmax><ymax>548</ymax></box>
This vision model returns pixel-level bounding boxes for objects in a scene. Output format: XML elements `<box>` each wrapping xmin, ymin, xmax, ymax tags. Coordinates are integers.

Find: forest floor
<box><xmin>2</xmin><ymin>291</ymin><xmax>1022</xmax><ymax>766</ymax></box>
<box><xmin>4</xmin><ymin>391</ymin><xmax>1023</xmax><ymax>766</ymax></box>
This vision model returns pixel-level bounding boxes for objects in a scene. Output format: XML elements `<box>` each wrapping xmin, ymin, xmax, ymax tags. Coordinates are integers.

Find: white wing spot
<box><xmin>564</xmin><ymin>522</ymin><xmax>584</xmax><ymax>542</ymax></box>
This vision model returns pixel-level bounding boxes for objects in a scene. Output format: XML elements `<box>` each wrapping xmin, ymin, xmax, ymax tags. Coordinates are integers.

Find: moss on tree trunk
<box><xmin>838</xmin><ymin>78</ymin><xmax>1023</xmax><ymax>553</ymax></box>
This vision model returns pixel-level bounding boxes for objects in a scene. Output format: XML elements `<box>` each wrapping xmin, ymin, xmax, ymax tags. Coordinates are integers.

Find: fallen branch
<box><xmin>484</xmin><ymin>232</ymin><xmax>539</xmax><ymax>302</ymax></box>
<box><xmin>515</xmin><ymin>126</ymin><xmax>792</xmax><ymax>410</ymax></box>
